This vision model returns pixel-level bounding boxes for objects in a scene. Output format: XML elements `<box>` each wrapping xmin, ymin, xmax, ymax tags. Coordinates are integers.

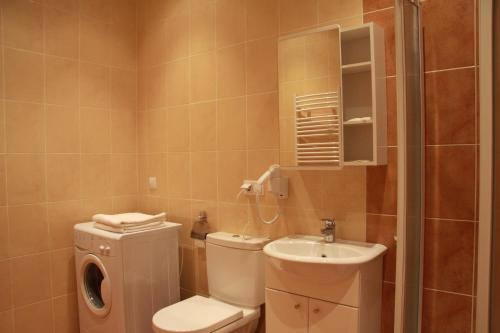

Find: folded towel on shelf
<box><xmin>94</xmin><ymin>221</ymin><xmax>165</xmax><ymax>233</ymax></box>
<box><xmin>92</xmin><ymin>212</ymin><xmax>166</xmax><ymax>227</ymax></box>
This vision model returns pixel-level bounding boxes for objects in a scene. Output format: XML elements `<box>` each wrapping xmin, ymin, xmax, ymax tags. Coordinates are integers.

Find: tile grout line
<box><xmin>39</xmin><ymin>3</ymin><xmax>57</xmax><ymax>331</ymax></box>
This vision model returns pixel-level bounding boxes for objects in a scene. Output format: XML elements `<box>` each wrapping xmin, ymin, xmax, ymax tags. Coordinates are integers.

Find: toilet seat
<box><xmin>152</xmin><ymin>296</ymin><xmax>244</xmax><ymax>333</ymax></box>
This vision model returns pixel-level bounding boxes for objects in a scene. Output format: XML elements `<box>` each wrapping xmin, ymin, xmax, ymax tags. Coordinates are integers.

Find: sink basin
<box><xmin>263</xmin><ymin>235</ymin><xmax>387</xmax><ymax>265</ymax></box>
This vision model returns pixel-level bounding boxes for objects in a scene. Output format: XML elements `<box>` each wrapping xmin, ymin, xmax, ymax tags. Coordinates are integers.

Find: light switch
<box><xmin>148</xmin><ymin>176</ymin><xmax>158</xmax><ymax>190</ymax></box>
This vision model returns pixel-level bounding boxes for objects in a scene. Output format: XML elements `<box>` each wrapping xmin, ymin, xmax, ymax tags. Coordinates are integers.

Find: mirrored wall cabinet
<box><xmin>278</xmin><ymin>23</ymin><xmax>387</xmax><ymax>169</ymax></box>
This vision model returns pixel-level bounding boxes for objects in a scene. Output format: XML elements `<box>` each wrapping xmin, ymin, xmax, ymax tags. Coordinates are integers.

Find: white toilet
<box><xmin>152</xmin><ymin>232</ymin><xmax>269</xmax><ymax>333</ymax></box>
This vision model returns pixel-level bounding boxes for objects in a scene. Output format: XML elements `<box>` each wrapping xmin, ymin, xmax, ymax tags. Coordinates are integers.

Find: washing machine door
<box><xmin>79</xmin><ymin>254</ymin><xmax>112</xmax><ymax>317</ymax></box>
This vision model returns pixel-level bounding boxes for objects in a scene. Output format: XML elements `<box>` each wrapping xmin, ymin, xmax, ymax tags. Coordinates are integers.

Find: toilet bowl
<box><xmin>152</xmin><ymin>232</ymin><xmax>269</xmax><ymax>333</ymax></box>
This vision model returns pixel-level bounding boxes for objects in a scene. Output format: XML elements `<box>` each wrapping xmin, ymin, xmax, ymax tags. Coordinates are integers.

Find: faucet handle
<box><xmin>321</xmin><ymin>218</ymin><xmax>335</xmax><ymax>227</ymax></box>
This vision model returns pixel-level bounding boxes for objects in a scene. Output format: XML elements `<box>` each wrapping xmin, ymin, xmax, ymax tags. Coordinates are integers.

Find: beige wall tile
<box><xmin>3</xmin><ymin>0</ymin><xmax>43</xmax><ymax>52</ymax></box>
<box><xmin>146</xmin><ymin>65</ymin><xmax>167</xmax><ymax>109</ymax></box>
<box><xmin>46</xmin><ymin>105</ymin><xmax>80</xmax><ymax>153</ymax></box>
<box><xmin>14</xmin><ymin>300</ymin><xmax>54</xmax><ymax>333</ymax></box>
<box><xmin>6</xmin><ymin>155</ymin><xmax>45</xmax><ymax>205</ymax></box>
<box><xmin>167</xmin><ymin>153</ymin><xmax>191</xmax><ymax>198</ymax></box>
<box><xmin>44</xmin><ymin>6</ymin><xmax>79</xmax><ymax>58</ymax></box>
<box><xmin>8</xmin><ymin>204</ymin><xmax>49</xmax><ymax>257</ymax></box>
<box><xmin>217</xmin><ymin>202</ymin><xmax>248</xmax><ymax>234</ymax></box>
<box><xmin>217</xmin><ymin>151</ymin><xmax>247</xmax><ymax>203</ymax></box>
<box><xmin>190</xmin><ymin>52</ymin><xmax>216</xmax><ymax>102</ymax></box>
<box><xmin>318</xmin><ymin>0</ymin><xmax>363</xmax><ymax>24</ymax></box>
<box><xmin>111</xmin><ymin>110</ymin><xmax>137</xmax><ymax>153</ymax></box>
<box><xmin>80</xmin><ymin>17</ymin><xmax>111</xmax><ymax>65</ymax></box>
<box><xmin>110</xmin><ymin>68</ymin><xmax>137</xmax><ymax>111</ymax></box>
<box><xmin>0</xmin><ymin>103</ymin><xmax>5</xmax><ymax>152</ymax></box>
<box><xmin>46</xmin><ymin>154</ymin><xmax>81</xmax><ymax>201</ymax></box>
<box><xmin>279</xmin><ymin>0</ymin><xmax>318</xmax><ymax>34</ymax></box>
<box><xmin>217</xmin><ymin>44</ymin><xmax>246</xmax><ymax>98</ymax></box>
<box><xmin>0</xmin><ymin>158</ymin><xmax>4</xmax><ymax>207</ymax></box>
<box><xmin>47</xmin><ymin>200</ymin><xmax>83</xmax><ymax>249</ymax></box>
<box><xmin>51</xmin><ymin>248</ymin><xmax>76</xmax><ymax>296</ymax></box>
<box><xmin>80</xmin><ymin>63</ymin><xmax>109</xmax><ymax>109</ymax></box>
<box><xmin>1</xmin><ymin>0</ymin><xmax>138</xmax><ymax>329</ymax></box>
<box><xmin>5</xmin><ymin>102</ymin><xmax>44</xmax><ymax>153</ymax></box>
<box><xmin>147</xmin><ymin>109</ymin><xmax>167</xmax><ymax>153</ymax></box>
<box><xmin>111</xmin><ymin>0</ymin><xmax>137</xmax><ymax>25</ymax></box>
<box><xmin>165</xmin><ymin>13</ymin><xmax>189</xmax><ymax>61</ymax></box>
<box><xmin>246</xmin><ymin>0</ymin><xmax>279</xmax><ymax>40</ymax></box>
<box><xmin>11</xmin><ymin>253</ymin><xmax>52</xmax><ymax>307</ymax></box>
<box><xmin>110</xmin><ymin>22</ymin><xmax>137</xmax><ymax>70</ymax></box>
<box><xmin>217</xmin><ymin>97</ymin><xmax>246</xmax><ymax>150</ymax></box>
<box><xmin>247</xmin><ymin>92</ymin><xmax>279</xmax><ymax>149</ymax></box>
<box><xmin>0</xmin><ymin>261</ymin><xmax>11</xmax><ymax>312</ymax></box>
<box><xmin>81</xmin><ymin>107</ymin><xmax>111</xmax><ymax>153</ymax></box>
<box><xmin>191</xmin><ymin>152</ymin><xmax>217</xmax><ymax>201</ymax></box>
<box><xmin>190</xmin><ymin>102</ymin><xmax>216</xmax><ymax>151</ymax></box>
<box><xmin>81</xmin><ymin>198</ymin><xmax>113</xmax><ymax>220</ymax></box>
<box><xmin>167</xmin><ymin>106</ymin><xmax>190</xmax><ymax>152</ymax></box>
<box><xmin>0</xmin><ymin>209</ymin><xmax>8</xmax><ymax>259</ymax></box>
<box><xmin>180</xmin><ymin>246</ymin><xmax>196</xmax><ymax>290</ymax></box>
<box><xmin>190</xmin><ymin>2</ymin><xmax>215</xmax><ymax>54</ymax></box>
<box><xmin>45</xmin><ymin>56</ymin><xmax>79</xmax><ymax>106</ymax></box>
<box><xmin>166</xmin><ymin>59</ymin><xmax>189</xmax><ymax>106</ymax></box>
<box><xmin>141</xmin><ymin>20</ymin><xmax>167</xmax><ymax>67</ymax></box>
<box><xmin>79</xmin><ymin>0</ymin><xmax>111</xmax><ymax>21</ymax></box>
<box><xmin>246</xmin><ymin>37</ymin><xmax>278</xmax><ymax>94</ymax></box>
<box><xmin>53</xmin><ymin>294</ymin><xmax>79</xmax><ymax>333</ymax></box>
<box><xmin>4</xmin><ymin>48</ymin><xmax>43</xmax><ymax>102</ymax></box>
<box><xmin>111</xmin><ymin>154</ymin><xmax>137</xmax><ymax>195</ymax></box>
<box><xmin>112</xmin><ymin>195</ymin><xmax>138</xmax><ymax>213</ymax></box>
<box><xmin>168</xmin><ymin>198</ymin><xmax>192</xmax><ymax>245</ymax></box>
<box><xmin>44</xmin><ymin>0</ymin><xmax>79</xmax><ymax>12</ymax></box>
<box><xmin>81</xmin><ymin>154</ymin><xmax>111</xmax><ymax>198</ymax></box>
<box><xmin>0</xmin><ymin>310</ymin><xmax>13</xmax><ymax>333</ymax></box>
<box><xmin>216</xmin><ymin>0</ymin><xmax>245</xmax><ymax>48</ymax></box>
<box><xmin>247</xmin><ymin>150</ymin><xmax>279</xmax><ymax>179</ymax></box>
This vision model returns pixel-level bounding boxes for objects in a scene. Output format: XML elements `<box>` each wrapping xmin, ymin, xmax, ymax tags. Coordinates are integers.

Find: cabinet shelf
<box><xmin>343</xmin><ymin>117</ymin><xmax>373</xmax><ymax>126</ymax></box>
<box><xmin>342</xmin><ymin>61</ymin><xmax>371</xmax><ymax>74</ymax></box>
<box><xmin>339</xmin><ymin>22</ymin><xmax>387</xmax><ymax>166</ymax></box>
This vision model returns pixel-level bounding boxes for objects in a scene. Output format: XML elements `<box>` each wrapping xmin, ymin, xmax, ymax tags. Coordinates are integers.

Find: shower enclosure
<box><xmin>394</xmin><ymin>0</ymin><xmax>424</xmax><ymax>332</ymax></box>
<box><xmin>477</xmin><ymin>0</ymin><xmax>500</xmax><ymax>331</ymax></box>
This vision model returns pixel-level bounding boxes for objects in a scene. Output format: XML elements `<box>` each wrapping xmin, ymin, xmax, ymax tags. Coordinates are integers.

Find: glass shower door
<box><xmin>395</xmin><ymin>0</ymin><xmax>424</xmax><ymax>332</ymax></box>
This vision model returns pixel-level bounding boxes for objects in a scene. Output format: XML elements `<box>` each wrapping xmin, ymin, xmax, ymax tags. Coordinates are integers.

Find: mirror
<box><xmin>278</xmin><ymin>25</ymin><xmax>342</xmax><ymax>169</ymax></box>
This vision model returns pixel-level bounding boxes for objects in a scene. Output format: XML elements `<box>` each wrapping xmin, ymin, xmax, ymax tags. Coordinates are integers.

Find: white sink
<box><xmin>263</xmin><ymin>235</ymin><xmax>387</xmax><ymax>265</ymax></box>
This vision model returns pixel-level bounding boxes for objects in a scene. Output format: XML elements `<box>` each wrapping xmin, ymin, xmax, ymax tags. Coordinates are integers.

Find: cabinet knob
<box><xmin>313</xmin><ymin>308</ymin><xmax>320</xmax><ymax>314</ymax></box>
<box><xmin>294</xmin><ymin>303</ymin><xmax>301</xmax><ymax>309</ymax></box>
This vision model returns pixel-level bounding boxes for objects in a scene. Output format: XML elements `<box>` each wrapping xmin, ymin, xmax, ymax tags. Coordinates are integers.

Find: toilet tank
<box><xmin>206</xmin><ymin>232</ymin><xmax>270</xmax><ymax>308</ymax></box>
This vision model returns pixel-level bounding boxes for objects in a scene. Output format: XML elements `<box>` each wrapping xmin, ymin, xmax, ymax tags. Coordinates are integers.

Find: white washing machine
<box><xmin>74</xmin><ymin>222</ymin><xmax>181</xmax><ymax>333</ymax></box>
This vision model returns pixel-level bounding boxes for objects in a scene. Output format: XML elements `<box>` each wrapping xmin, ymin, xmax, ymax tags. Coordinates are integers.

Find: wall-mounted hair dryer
<box><xmin>238</xmin><ymin>164</ymin><xmax>288</xmax><ymax>225</ymax></box>
<box><xmin>240</xmin><ymin>164</ymin><xmax>288</xmax><ymax>199</ymax></box>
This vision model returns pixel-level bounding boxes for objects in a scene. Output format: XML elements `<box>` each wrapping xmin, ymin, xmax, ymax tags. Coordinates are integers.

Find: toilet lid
<box><xmin>153</xmin><ymin>296</ymin><xmax>244</xmax><ymax>333</ymax></box>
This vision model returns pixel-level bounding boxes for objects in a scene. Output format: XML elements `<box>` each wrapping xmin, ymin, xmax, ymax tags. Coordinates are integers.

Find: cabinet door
<box><xmin>265</xmin><ymin>288</ymin><xmax>308</xmax><ymax>333</ymax></box>
<box><xmin>309</xmin><ymin>298</ymin><xmax>359</xmax><ymax>333</ymax></box>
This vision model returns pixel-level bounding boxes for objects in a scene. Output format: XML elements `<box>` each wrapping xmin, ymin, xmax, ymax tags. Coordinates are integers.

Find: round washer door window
<box><xmin>79</xmin><ymin>254</ymin><xmax>112</xmax><ymax>317</ymax></box>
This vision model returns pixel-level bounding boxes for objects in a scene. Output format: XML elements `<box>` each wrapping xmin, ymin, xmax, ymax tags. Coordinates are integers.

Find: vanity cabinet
<box><xmin>266</xmin><ymin>288</ymin><xmax>359</xmax><ymax>333</ymax></box>
<box><xmin>265</xmin><ymin>256</ymin><xmax>383</xmax><ymax>333</ymax></box>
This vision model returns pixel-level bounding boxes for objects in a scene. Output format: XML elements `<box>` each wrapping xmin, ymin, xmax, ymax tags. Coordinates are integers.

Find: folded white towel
<box><xmin>92</xmin><ymin>212</ymin><xmax>166</xmax><ymax>227</ymax></box>
<box><xmin>94</xmin><ymin>221</ymin><xmax>165</xmax><ymax>234</ymax></box>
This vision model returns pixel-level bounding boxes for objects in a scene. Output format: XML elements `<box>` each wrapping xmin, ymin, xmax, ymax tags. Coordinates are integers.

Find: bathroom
<box><xmin>0</xmin><ymin>0</ymin><xmax>497</xmax><ymax>332</ymax></box>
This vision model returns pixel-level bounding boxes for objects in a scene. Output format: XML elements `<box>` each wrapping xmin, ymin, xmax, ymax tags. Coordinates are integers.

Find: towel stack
<box><xmin>93</xmin><ymin>212</ymin><xmax>167</xmax><ymax>233</ymax></box>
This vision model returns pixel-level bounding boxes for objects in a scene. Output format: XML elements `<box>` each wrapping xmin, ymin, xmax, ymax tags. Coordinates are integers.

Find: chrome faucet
<box><xmin>320</xmin><ymin>218</ymin><xmax>335</xmax><ymax>243</ymax></box>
